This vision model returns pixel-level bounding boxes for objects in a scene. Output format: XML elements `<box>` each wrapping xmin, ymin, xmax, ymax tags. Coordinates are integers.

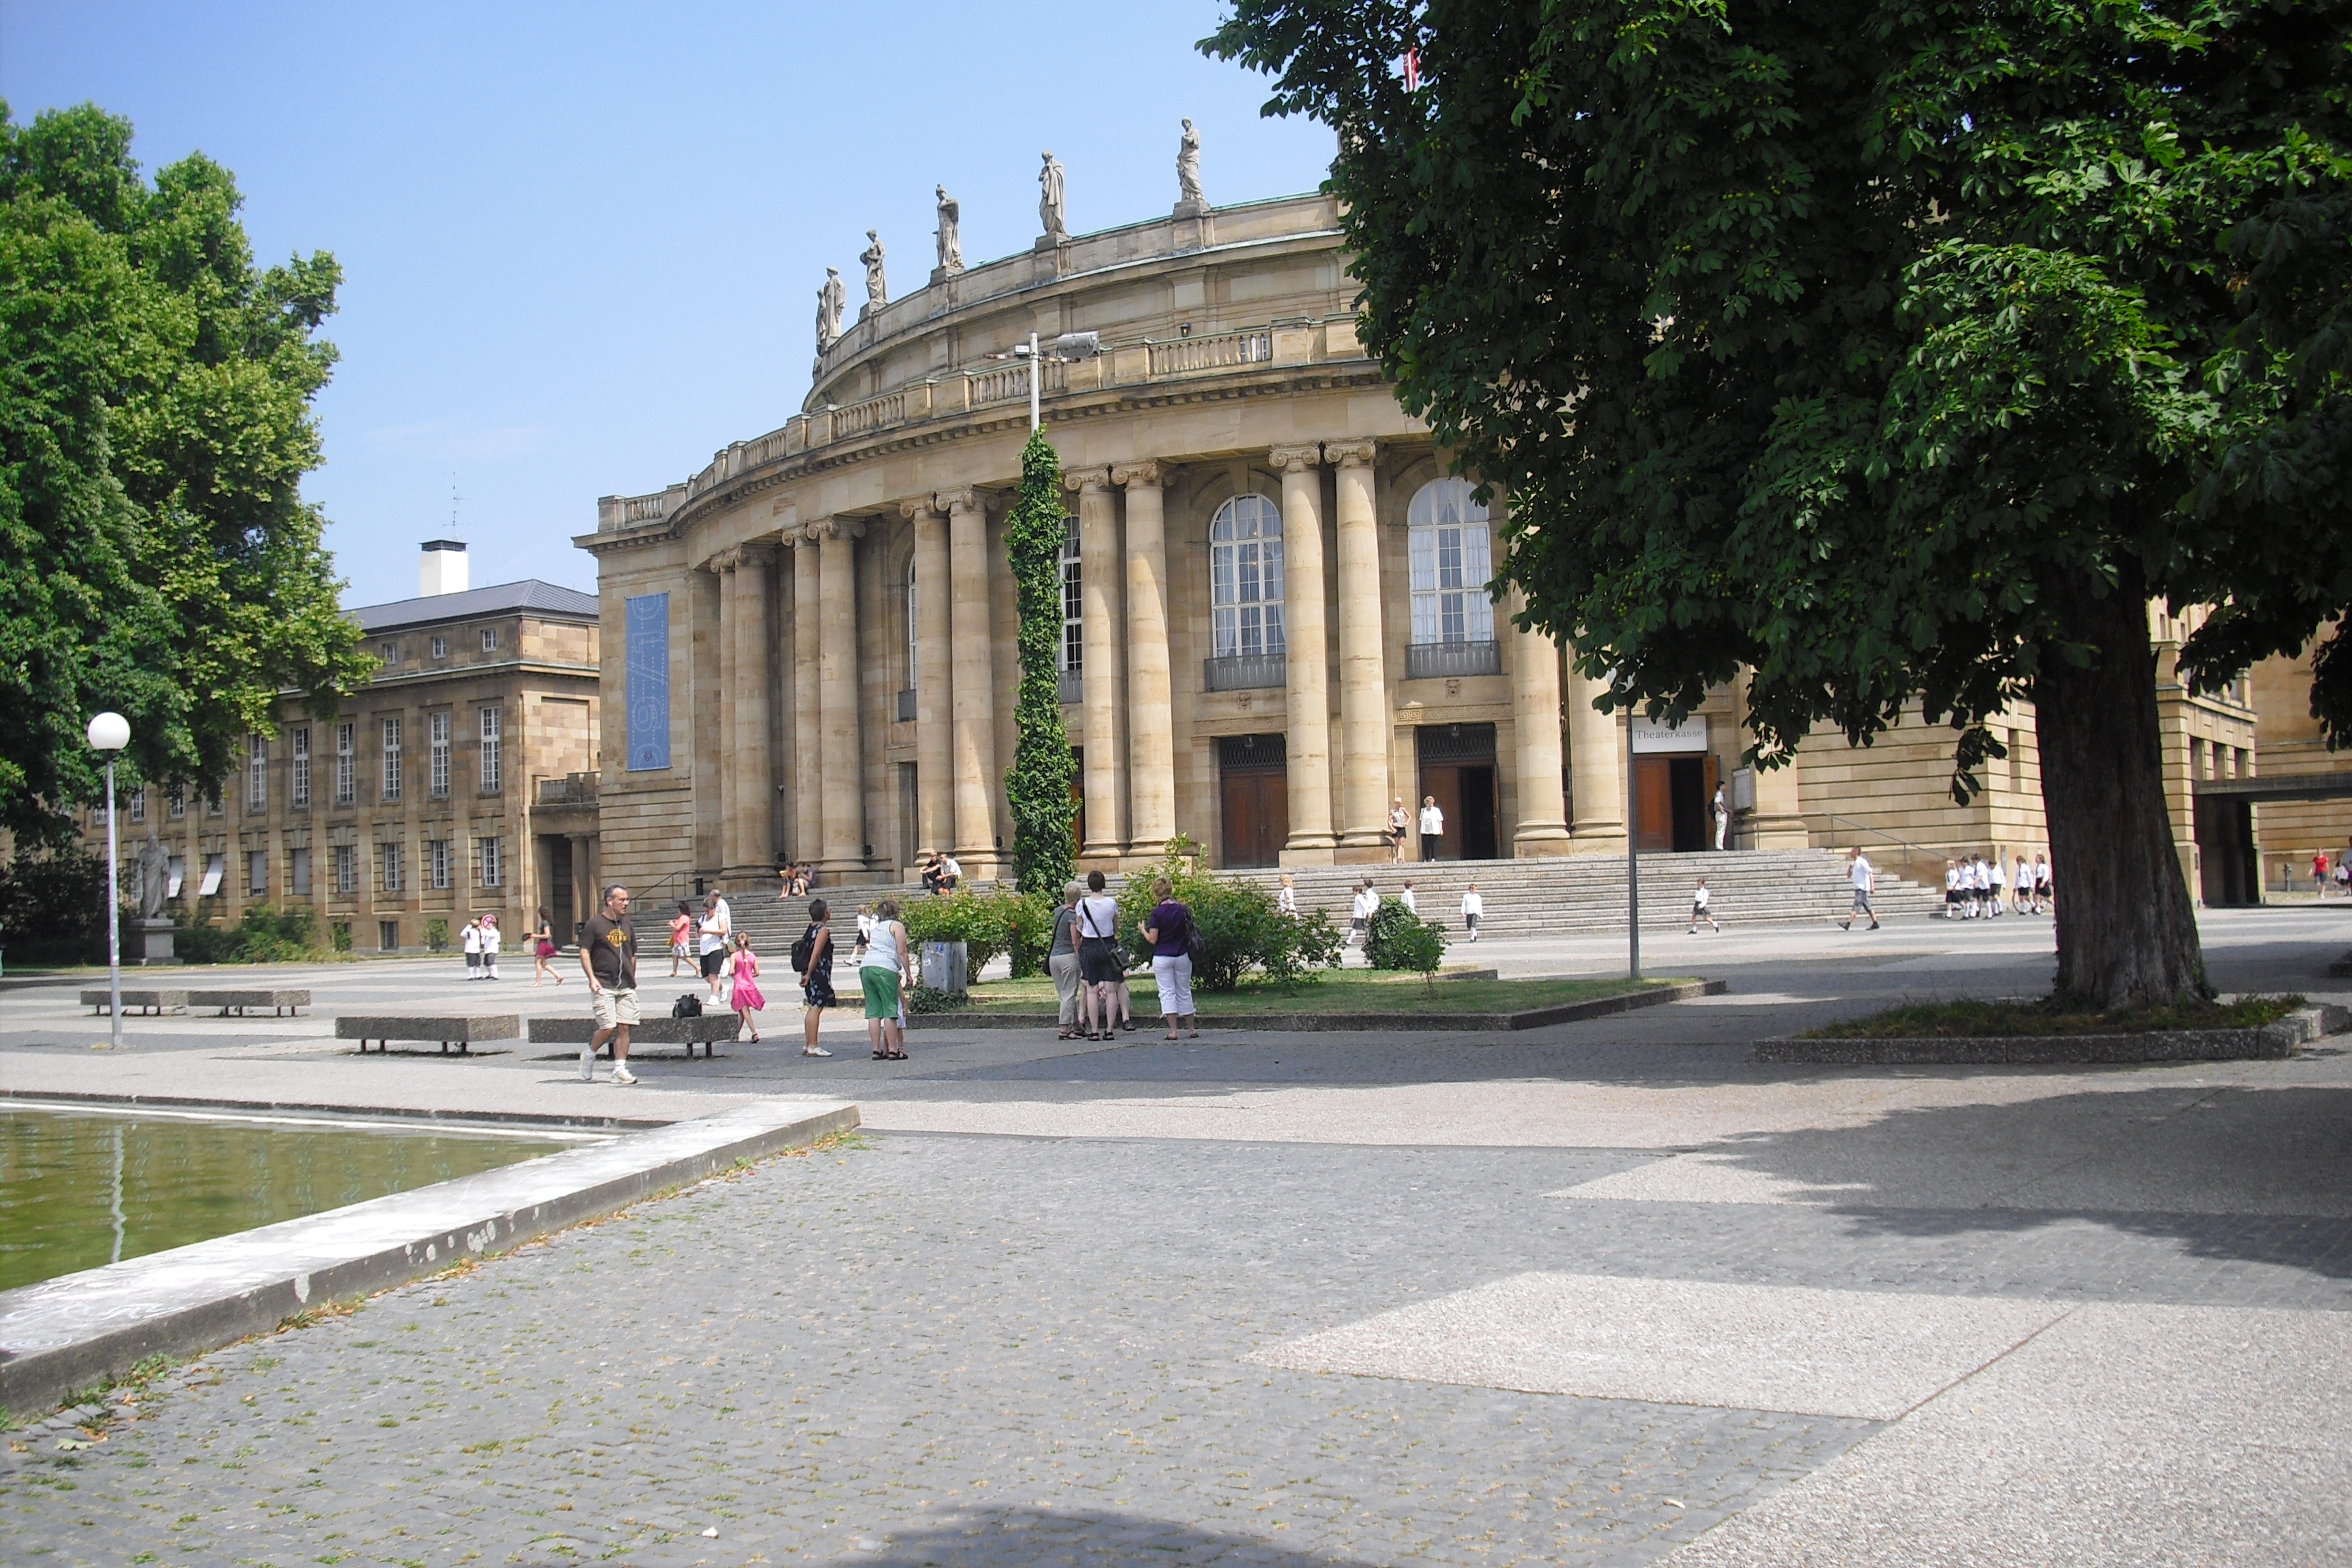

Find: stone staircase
<box><xmin>716</xmin><ymin>848</ymin><xmax>1936</xmax><ymax>953</ymax></box>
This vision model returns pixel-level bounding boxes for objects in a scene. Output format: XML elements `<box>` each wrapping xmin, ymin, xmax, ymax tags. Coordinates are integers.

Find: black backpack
<box><xmin>670</xmin><ymin>994</ymin><xmax>702</xmax><ymax>1019</ymax></box>
<box><xmin>789</xmin><ymin>922</ymin><xmax>819</xmax><ymax>975</ymax></box>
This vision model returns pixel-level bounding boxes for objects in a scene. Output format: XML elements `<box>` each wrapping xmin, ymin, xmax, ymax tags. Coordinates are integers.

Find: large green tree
<box><xmin>1207</xmin><ymin>0</ymin><xmax>2352</xmax><ymax>1009</ymax></box>
<box><xmin>0</xmin><ymin>101</ymin><xmax>368</xmax><ymax>843</ymax></box>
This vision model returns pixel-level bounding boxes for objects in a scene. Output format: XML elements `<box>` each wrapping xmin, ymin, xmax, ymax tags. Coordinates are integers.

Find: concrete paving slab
<box><xmin>1663</xmin><ymin>1301</ymin><xmax>2352</xmax><ymax>1567</ymax></box>
<box><xmin>0</xmin><ymin>1095</ymin><xmax>858</xmax><ymax>1415</ymax></box>
<box><xmin>1246</xmin><ymin>1271</ymin><xmax>2068</xmax><ymax>1420</ymax></box>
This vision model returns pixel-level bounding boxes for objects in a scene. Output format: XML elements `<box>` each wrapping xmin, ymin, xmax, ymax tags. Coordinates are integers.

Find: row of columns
<box><xmin>704</xmin><ymin>441</ymin><xmax>1633</xmax><ymax>883</ymax></box>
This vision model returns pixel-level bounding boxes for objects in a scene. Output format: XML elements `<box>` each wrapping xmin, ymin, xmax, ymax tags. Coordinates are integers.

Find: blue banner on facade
<box><xmin>625</xmin><ymin>592</ymin><xmax>670</xmax><ymax>771</ymax></box>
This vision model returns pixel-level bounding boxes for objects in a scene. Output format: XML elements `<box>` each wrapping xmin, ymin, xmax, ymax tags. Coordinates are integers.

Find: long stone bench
<box><xmin>191</xmin><ymin>989</ymin><xmax>309</xmax><ymax>1017</ymax></box>
<box><xmin>526</xmin><ymin>1013</ymin><xmax>742</xmax><ymax>1060</ymax></box>
<box><xmin>82</xmin><ymin>990</ymin><xmax>187</xmax><ymax>1015</ymax></box>
<box><xmin>335</xmin><ymin>1015</ymin><xmax>521</xmax><ymax>1056</ymax></box>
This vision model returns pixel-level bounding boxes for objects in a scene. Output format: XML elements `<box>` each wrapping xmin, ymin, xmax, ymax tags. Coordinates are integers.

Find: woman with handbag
<box><xmin>1139</xmin><ymin>876</ymin><xmax>1199</xmax><ymax>1040</ymax></box>
<box><xmin>1074</xmin><ymin>870</ymin><xmax>1124</xmax><ymax>1042</ymax></box>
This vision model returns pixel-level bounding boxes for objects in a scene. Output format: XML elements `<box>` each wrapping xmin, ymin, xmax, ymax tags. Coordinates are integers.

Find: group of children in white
<box><xmin>1311</xmin><ymin>875</ymin><xmax>1487</xmax><ymax>945</ymax></box>
<box><xmin>1944</xmin><ymin>852</ymin><xmax>2052</xmax><ymax>918</ymax></box>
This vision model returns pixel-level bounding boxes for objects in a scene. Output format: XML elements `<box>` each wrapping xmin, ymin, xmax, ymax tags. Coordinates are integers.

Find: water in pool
<box><xmin>0</xmin><ymin>1105</ymin><xmax>578</xmax><ymax>1293</ymax></box>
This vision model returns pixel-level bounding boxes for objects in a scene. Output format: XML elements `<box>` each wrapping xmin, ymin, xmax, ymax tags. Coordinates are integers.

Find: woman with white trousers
<box><xmin>1140</xmin><ymin>876</ymin><xmax>1198</xmax><ymax>1041</ymax></box>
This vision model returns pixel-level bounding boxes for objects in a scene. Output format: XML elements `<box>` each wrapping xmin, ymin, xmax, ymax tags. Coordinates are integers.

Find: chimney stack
<box><xmin>420</xmin><ymin>538</ymin><xmax>469</xmax><ymax>596</ymax></box>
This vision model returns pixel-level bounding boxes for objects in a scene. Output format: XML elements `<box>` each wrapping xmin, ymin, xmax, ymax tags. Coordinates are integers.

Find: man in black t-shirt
<box><xmin>578</xmin><ymin>884</ymin><xmax>639</xmax><ymax>1085</ymax></box>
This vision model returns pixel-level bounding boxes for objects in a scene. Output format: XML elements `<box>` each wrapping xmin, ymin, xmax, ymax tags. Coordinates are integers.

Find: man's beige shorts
<box><xmin>591</xmin><ymin>987</ymin><xmax>640</xmax><ymax>1030</ymax></box>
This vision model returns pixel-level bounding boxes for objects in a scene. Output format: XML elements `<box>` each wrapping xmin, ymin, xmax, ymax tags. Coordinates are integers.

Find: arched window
<box><xmin>1210</xmin><ymin>493</ymin><xmax>1286</xmax><ymax>658</ymax></box>
<box><xmin>1407</xmin><ymin>478</ymin><xmax>1495</xmax><ymax>644</ymax></box>
<box><xmin>1060</xmin><ymin>519</ymin><xmax>1082</xmax><ymax>673</ymax></box>
<box><xmin>904</xmin><ymin>560</ymin><xmax>919</xmax><ymax>689</ymax></box>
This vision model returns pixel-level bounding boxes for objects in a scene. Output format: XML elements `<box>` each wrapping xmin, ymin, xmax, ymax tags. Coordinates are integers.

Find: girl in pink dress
<box><xmin>728</xmin><ymin>932</ymin><xmax>767</xmax><ymax>1043</ymax></box>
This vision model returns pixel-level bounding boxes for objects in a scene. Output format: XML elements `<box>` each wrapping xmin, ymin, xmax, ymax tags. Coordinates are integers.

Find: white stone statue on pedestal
<box><xmin>934</xmin><ymin>186</ymin><xmax>963</xmax><ymax>280</ymax></box>
<box><xmin>1038</xmin><ymin>150</ymin><xmax>1068</xmax><ymax>247</ymax></box>
<box><xmin>860</xmin><ymin>231</ymin><xmax>888</xmax><ymax>317</ymax></box>
<box><xmin>1175</xmin><ymin>118</ymin><xmax>1209</xmax><ymax>215</ymax></box>
<box><xmin>135</xmin><ymin>833</ymin><xmax>168</xmax><ymax>919</ymax></box>
<box><xmin>815</xmin><ymin>267</ymin><xmax>845</xmax><ymax>355</ymax></box>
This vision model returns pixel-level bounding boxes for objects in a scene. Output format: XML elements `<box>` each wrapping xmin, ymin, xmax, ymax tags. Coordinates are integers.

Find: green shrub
<box><xmin>1113</xmin><ymin>837</ymin><xmax>1345</xmax><ymax>992</ymax></box>
<box><xmin>0</xmin><ymin>847</ymin><xmax>111</xmax><ymax>966</ymax></box>
<box><xmin>901</xmin><ymin>887</ymin><xmax>1054</xmax><ymax>979</ymax></box>
<box><xmin>1364</xmin><ymin>896</ymin><xmax>1447</xmax><ymax>979</ymax></box>
<box><xmin>422</xmin><ymin>917</ymin><xmax>450</xmax><ymax>953</ymax></box>
<box><xmin>330</xmin><ymin>920</ymin><xmax>353</xmax><ymax>953</ymax></box>
<box><xmin>903</xmin><ymin>983</ymin><xmax>966</xmax><ymax>1015</ymax></box>
<box><xmin>174</xmin><ymin>904</ymin><xmax>340</xmax><ymax>964</ymax></box>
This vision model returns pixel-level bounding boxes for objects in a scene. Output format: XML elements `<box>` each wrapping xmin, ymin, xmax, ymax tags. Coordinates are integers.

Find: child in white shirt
<box><xmin>1460</xmin><ymin>883</ymin><xmax>1483</xmax><ymax>941</ymax></box>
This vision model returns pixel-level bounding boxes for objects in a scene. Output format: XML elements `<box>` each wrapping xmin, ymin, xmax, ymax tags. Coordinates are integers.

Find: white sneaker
<box><xmin>802</xmin><ymin>1045</ymin><xmax>832</xmax><ymax>1057</ymax></box>
<box><xmin>611</xmin><ymin>1064</ymin><xmax>637</xmax><ymax>1085</ymax></box>
<box><xmin>578</xmin><ymin>1046</ymin><xmax>593</xmax><ymax>1082</ymax></box>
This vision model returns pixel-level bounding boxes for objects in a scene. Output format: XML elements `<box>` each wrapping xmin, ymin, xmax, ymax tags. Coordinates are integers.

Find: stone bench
<box><xmin>526</xmin><ymin>1013</ymin><xmax>742</xmax><ymax>1060</ymax></box>
<box><xmin>189</xmin><ymin>989</ymin><xmax>309</xmax><ymax>1017</ymax></box>
<box><xmin>334</xmin><ymin>1015</ymin><xmax>521</xmax><ymax>1056</ymax></box>
<box><xmin>82</xmin><ymin>990</ymin><xmax>188</xmax><ymax>1015</ymax></box>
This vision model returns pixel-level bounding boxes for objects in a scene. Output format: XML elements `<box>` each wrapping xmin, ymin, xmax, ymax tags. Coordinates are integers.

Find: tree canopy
<box><xmin>1206</xmin><ymin>0</ymin><xmax>2352</xmax><ymax>1007</ymax></box>
<box><xmin>0</xmin><ymin>101</ymin><xmax>368</xmax><ymax>843</ymax></box>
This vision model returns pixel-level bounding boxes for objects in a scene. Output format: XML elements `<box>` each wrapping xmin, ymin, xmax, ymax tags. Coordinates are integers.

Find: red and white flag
<box><xmin>1401</xmin><ymin>46</ymin><xmax>1421</xmax><ymax>92</ymax></box>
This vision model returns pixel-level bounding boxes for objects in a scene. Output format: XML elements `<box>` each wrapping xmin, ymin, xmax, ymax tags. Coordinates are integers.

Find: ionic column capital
<box><xmin>737</xmin><ymin>537</ymin><xmax>779</xmax><ymax>566</ymax></box>
<box><xmin>1062</xmin><ymin>466</ymin><xmax>1113</xmax><ymax>496</ymax></box>
<box><xmin>1268</xmin><ymin>442</ymin><xmax>1323</xmax><ymax>475</ymax></box>
<box><xmin>1325</xmin><ymin>438</ymin><xmax>1378</xmax><ymax>470</ymax></box>
<box><xmin>806</xmin><ymin>517</ymin><xmax>867</xmax><ymax>544</ymax></box>
<box><xmin>900</xmin><ymin>493</ymin><xmax>941</xmax><ymax>522</ymax></box>
<box><xmin>934</xmin><ymin>487</ymin><xmax>982</xmax><ymax>517</ymax></box>
<box><xmin>704</xmin><ymin>546</ymin><xmax>742</xmax><ymax>575</ymax></box>
<box><xmin>1111</xmin><ymin>460</ymin><xmax>1163</xmax><ymax>489</ymax></box>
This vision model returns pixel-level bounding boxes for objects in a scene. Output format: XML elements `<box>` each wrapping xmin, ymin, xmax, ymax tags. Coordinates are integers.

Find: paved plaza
<box><xmin>3</xmin><ymin>906</ymin><xmax>2351</xmax><ymax>1564</ymax></box>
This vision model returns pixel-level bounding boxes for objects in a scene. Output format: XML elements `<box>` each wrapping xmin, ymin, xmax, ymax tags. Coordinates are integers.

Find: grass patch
<box><xmin>1804</xmin><ymin>994</ymin><xmax>2305</xmax><ymax>1040</ymax></box>
<box><xmin>949</xmin><ymin>969</ymin><xmax>1697</xmax><ymax>1017</ymax></box>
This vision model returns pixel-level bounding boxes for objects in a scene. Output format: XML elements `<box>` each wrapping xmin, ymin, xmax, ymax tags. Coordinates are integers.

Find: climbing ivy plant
<box><xmin>1004</xmin><ymin>428</ymin><xmax>1077</xmax><ymax>895</ymax></box>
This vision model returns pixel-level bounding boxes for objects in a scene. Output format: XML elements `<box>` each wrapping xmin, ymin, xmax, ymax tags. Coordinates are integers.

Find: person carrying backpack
<box><xmin>790</xmin><ymin>898</ymin><xmax>835</xmax><ymax>1058</ymax></box>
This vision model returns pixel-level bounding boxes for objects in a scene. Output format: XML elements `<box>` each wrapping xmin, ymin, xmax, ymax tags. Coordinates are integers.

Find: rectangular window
<box><xmin>129</xmin><ymin>788</ymin><xmax>146</xmax><ymax>823</ymax></box>
<box><xmin>333</xmin><ymin>843</ymin><xmax>357</xmax><ymax>894</ymax></box>
<box><xmin>335</xmin><ymin>722</ymin><xmax>355</xmax><ymax>805</ymax></box>
<box><xmin>167</xmin><ymin>855</ymin><xmax>184</xmax><ymax>898</ymax></box>
<box><xmin>248</xmin><ymin>734</ymin><xmax>267</xmax><ymax>811</ymax></box>
<box><xmin>291</xmin><ymin>728</ymin><xmax>311</xmax><ymax>808</ymax></box>
<box><xmin>478</xmin><ymin>707</ymin><xmax>502</xmax><ymax>794</ymax></box>
<box><xmin>168</xmin><ymin>785</ymin><xmax>185</xmax><ymax>820</ymax></box>
<box><xmin>429</xmin><ymin>838</ymin><xmax>452</xmax><ymax>890</ymax></box>
<box><xmin>380</xmin><ymin>641</ymin><xmax>397</xmax><ymax>664</ymax></box>
<box><xmin>207</xmin><ymin>793</ymin><xmax>223</xmax><ymax>817</ymax></box>
<box><xmin>291</xmin><ymin>846</ymin><xmax>311</xmax><ymax>897</ymax></box>
<box><xmin>477</xmin><ymin>835</ymin><xmax>504</xmax><ymax>888</ymax></box>
<box><xmin>247</xmin><ymin>849</ymin><xmax>265</xmax><ymax>897</ymax></box>
<box><xmin>430</xmin><ymin>635</ymin><xmax>447</xmax><ymax>659</ymax></box>
<box><xmin>481</xmin><ymin>627</ymin><xmax>499</xmax><ymax>653</ymax></box>
<box><xmin>378</xmin><ymin>919</ymin><xmax>399</xmax><ymax>953</ymax></box>
<box><xmin>429</xmin><ymin>711</ymin><xmax>451</xmax><ymax>797</ymax></box>
<box><xmin>380</xmin><ymin>717</ymin><xmax>403</xmax><ymax>802</ymax></box>
<box><xmin>199</xmin><ymin>853</ymin><xmax>225</xmax><ymax>896</ymax></box>
<box><xmin>378</xmin><ymin>840</ymin><xmax>404</xmax><ymax>894</ymax></box>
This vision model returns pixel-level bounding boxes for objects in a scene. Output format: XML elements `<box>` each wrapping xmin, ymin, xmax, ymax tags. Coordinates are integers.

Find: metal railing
<box><xmin>1405</xmin><ymin>639</ymin><xmax>1502</xmax><ymax>680</ymax></box>
<box><xmin>1057</xmin><ymin>670</ymin><xmax>1083</xmax><ymax>704</ymax></box>
<box><xmin>1204</xmin><ymin>652</ymin><xmax>1286</xmax><ymax>692</ymax></box>
<box><xmin>535</xmin><ymin>772</ymin><xmax>598</xmax><ymax>806</ymax></box>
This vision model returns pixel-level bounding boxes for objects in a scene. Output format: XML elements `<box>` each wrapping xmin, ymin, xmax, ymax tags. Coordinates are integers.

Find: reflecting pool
<box><xmin>0</xmin><ymin>1105</ymin><xmax>578</xmax><ymax>1292</ymax></box>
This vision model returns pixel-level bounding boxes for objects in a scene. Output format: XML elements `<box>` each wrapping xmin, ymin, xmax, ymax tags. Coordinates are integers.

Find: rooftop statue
<box><xmin>860</xmin><ymin>230</ymin><xmax>888</xmax><ymax>316</ymax></box>
<box><xmin>1176</xmin><ymin>118</ymin><xmax>1207</xmax><ymax>214</ymax></box>
<box><xmin>1039</xmin><ymin>150</ymin><xmax>1068</xmax><ymax>245</ymax></box>
<box><xmin>815</xmin><ymin>266</ymin><xmax>845</xmax><ymax>355</ymax></box>
<box><xmin>934</xmin><ymin>186</ymin><xmax>963</xmax><ymax>278</ymax></box>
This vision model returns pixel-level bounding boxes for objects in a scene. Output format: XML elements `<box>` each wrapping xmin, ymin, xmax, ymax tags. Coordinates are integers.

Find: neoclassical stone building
<box><xmin>578</xmin><ymin>183</ymin><xmax>2262</xmax><ymax>900</ymax></box>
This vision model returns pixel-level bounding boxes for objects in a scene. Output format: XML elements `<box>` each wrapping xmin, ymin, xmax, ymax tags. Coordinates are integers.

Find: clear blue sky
<box><xmin>0</xmin><ymin>2</ymin><xmax>1335</xmax><ymax>606</ymax></box>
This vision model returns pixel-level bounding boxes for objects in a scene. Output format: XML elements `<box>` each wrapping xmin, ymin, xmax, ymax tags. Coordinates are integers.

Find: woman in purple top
<box><xmin>1138</xmin><ymin>876</ymin><xmax>1198</xmax><ymax>1041</ymax></box>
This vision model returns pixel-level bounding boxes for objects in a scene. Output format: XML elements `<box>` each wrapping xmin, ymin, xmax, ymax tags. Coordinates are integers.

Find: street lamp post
<box><xmin>87</xmin><ymin>711</ymin><xmax>131</xmax><ymax>1049</ymax></box>
<box><xmin>994</xmin><ymin>331</ymin><xmax>1102</xmax><ymax>433</ymax></box>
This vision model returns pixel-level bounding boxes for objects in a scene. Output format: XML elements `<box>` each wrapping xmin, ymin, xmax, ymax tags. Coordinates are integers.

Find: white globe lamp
<box><xmin>88</xmin><ymin>710</ymin><xmax>131</xmax><ymax>1045</ymax></box>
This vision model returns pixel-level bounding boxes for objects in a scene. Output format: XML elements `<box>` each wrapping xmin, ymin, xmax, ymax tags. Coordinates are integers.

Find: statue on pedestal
<box><xmin>860</xmin><ymin>230</ymin><xmax>888</xmax><ymax>317</ymax></box>
<box><xmin>815</xmin><ymin>267</ymin><xmax>845</xmax><ymax>355</ymax></box>
<box><xmin>135</xmin><ymin>833</ymin><xmax>168</xmax><ymax>919</ymax></box>
<box><xmin>1037</xmin><ymin>150</ymin><xmax>1068</xmax><ymax>246</ymax></box>
<box><xmin>934</xmin><ymin>186</ymin><xmax>964</xmax><ymax>279</ymax></box>
<box><xmin>1175</xmin><ymin>118</ymin><xmax>1208</xmax><ymax>214</ymax></box>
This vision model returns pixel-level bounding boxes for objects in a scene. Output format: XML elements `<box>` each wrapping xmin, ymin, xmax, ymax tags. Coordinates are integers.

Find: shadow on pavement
<box><xmin>828</xmin><ymin>1507</ymin><xmax>1363</xmax><ymax>1566</ymax></box>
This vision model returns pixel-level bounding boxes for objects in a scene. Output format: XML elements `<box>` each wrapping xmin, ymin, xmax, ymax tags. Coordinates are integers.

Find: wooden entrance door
<box><xmin>1220</xmin><ymin>770</ymin><xmax>1288</xmax><ymax>867</ymax></box>
<box><xmin>1632</xmin><ymin>757</ymin><xmax>1676</xmax><ymax>852</ymax></box>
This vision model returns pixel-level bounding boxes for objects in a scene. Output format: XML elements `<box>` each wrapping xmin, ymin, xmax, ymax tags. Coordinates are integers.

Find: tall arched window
<box><xmin>1407</xmin><ymin>478</ymin><xmax>1495</xmax><ymax>644</ymax></box>
<box><xmin>1211</xmin><ymin>493</ymin><xmax>1286</xmax><ymax>658</ymax></box>
<box><xmin>1059</xmin><ymin>519</ymin><xmax>1082</xmax><ymax>673</ymax></box>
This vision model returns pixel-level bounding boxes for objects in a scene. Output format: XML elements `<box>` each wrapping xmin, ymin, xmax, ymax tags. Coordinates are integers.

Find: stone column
<box><xmin>1115</xmin><ymin>461</ymin><xmax>1175</xmax><ymax>855</ymax></box>
<box><xmin>904</xmin><ymin>496</ymin><xmax>953</xmax><ymax>859</ymax></box>
<box><xmin>814</xmin><ymin>518</ymin><xmax>867</xmax><ymax>876</ymax></box>
<box><xmin>1737</xmin><ymin>671</ymin><xmax>1810</xmax><ymax>847</ymax></box>
<box><xmin>790</xmin><ymin>535</ymin><xmax>821</xmax><ymax>864</ymax></box>
<box><xmin>705</xmin><ymin>549</ymin><xmax>737</xmax><ymax>876</ymax></box>
<box><xmin>1567</xmin><ymin>655</ymin><xmax>1627</xmax><ymax>851</ymax></box>
<box><xmin>1326</xmin><ymin>440</ymin><xmax>1391</xmax><ymax>859</ymax></box>
<box><xmin>1068</xmin><ymin>467</ymin><xmax>1126</xmax><ymax>862</ymax></box>
<box><xmin>1271</xmin><ymin>444</ymin><xmax>1336</xmax><ymax>860</ymax></box>
<box><xmin>731</xmin><ymin>540</ymin><xmax>776</xmax><ymax>876</ymax></box>
<box><xmin>1505</xmin><ymin>586</ymin><xmax>1572</xmax><ymax>855</ymax></box>
<box><xmin>941</xmin><ymin>488</ymin><xmax>1002</xmax><ymax>877</ymax></box>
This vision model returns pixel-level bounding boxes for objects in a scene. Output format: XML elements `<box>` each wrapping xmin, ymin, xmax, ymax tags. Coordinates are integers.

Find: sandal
<box><xmin>884</xmin><ymin>1049</ymin><xmax>909</xmax><ymax>1060</ymax></box>
<box><xmin>872</xmin><ymin>1049</ymin><xmax>888</xmax><ymax>1060</ymax></box>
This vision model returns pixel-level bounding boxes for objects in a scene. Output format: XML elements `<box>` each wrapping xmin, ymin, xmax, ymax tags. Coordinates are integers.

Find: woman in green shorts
<box><xmin>862</xmin><ymin>896</ymin><xmax>913</xmax><ymax>1060</ymax></box>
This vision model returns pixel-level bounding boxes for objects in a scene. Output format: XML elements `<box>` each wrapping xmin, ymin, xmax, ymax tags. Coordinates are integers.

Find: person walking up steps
<box><xmin>1840</xmin><ymin>848</ymin><xmax>1879</xmax><ymax>930</ymax></box>
<box><xmin>578</xmin><ymin>884</ymin><xmax>638</xmax><ymax>1086</ymax></box>
<box><xmin>1688</xmin><ymin>877</ymin><xmax>1720</xmax><ymax>933</ymax></box>
<box><xmin>791</xmin><ymin>898</ymin><xmax>836</xmax><ymax>1058</ymax></box>
<box><xmin>1461</xmin><ymin>882</ymin><xmax>1483</xmax><ymax>942</ymax></box>
<box><xmin>862</xmin><ymin>898</ymin><xmax>912</xmax><ymax>1060</ymax></box>
<box><xmin>1277</xmin><ymin>874</ymin><xmax>1296</xmax><ymax>917</ymax></box>
<box><xmin>1401</xmin><ymin>879</ymin><xmax>1418</xmax><ymax>915</ymax></box>
<box><xmin>728</xmin><ymin>932</ymin><xmax>766</xmax><ymax>1043</ymax></box>
<box><xmin>1348</xmin><ymin>881</ymin><xmax>1374</xmax><ymax>948</ymax></box>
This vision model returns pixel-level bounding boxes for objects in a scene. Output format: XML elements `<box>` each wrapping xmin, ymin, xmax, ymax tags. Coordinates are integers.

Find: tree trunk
<box><xmin>2029</xmin><ymin>570</ymin><xmax>2206</xmax><ymax>1010</ymax></box>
